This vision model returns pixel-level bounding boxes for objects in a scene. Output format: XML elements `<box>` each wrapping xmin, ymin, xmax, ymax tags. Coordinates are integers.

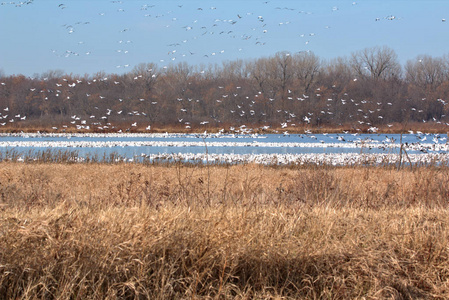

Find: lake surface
<box><xmin>0</xmin><ymin>132</ymin><xmax>448</xmax><ymax>165</ymax></box>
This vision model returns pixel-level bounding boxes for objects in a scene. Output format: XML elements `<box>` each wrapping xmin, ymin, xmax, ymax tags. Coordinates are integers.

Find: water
<box><xmin>0</xmin><ymin>132</ymin><xmax>447</xmax><ymax>165</ymax></box>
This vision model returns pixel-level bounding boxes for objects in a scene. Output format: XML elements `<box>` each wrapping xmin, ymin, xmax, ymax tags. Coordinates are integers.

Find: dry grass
<box><xmin>2</xmin><ymin>121</ymin><xmax>449</xmax><ymax>134</ymax></box>
<box><xmin>1</xmin><ymin>163</ymin><xmax>449</xmax><ymax>299</ymax></box>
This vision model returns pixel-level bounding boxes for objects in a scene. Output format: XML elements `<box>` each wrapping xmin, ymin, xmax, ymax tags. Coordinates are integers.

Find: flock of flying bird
<box><xmin>1</xmin><ymin>1</ymin><xmax>449</xmax><ymax>135</ymax></box>
<box><xmin>1</xmin><ymin>73</ymin><xmax>449</xmax><ymax>141</ymax></box>
<box><xmin>4</xmin><ymin>0</ymin><xmax>374</xmax><ymax>71</ymax></box>
<box><xmin>52</xmin><ymin>1</ymin><xmax>323</xmax><ymax>67</ymax></box>
<box><xmin>2</xmin><ymin>0</ymin><xmax>447</xmax><ymax>72</ymax></box>
<box><xmin>1</xmin><ymin>1</ymin><xmax>449</xmax><ymax>166</ymax></box>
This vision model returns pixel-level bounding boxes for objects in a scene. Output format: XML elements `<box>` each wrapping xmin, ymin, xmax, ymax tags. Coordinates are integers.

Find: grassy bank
<box><xmin>1</xmin><ymin>163</ymin><xmax>449</xmax><ymax>299</ymax></box>
<box><xmin>1</xmin><ymin>121</ymin><xmax>449</xmax><ymax>134</ymax></box>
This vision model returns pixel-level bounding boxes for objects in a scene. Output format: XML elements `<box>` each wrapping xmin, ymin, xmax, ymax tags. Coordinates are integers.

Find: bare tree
<box><xmin>323</xmin><ymin>57</ymin><xmax>352</xmax><ymax>88</ymax></box>
<box><xmin>405</xmin><ymin>55</ymin><xmax>448</xmax><ymax>122</ymax></box>
<box><xmin>351</xmin><ymin>46</ymin><xmax>401</xmax><ymax>80</ymax></box>
<box><xmin>4</xmin><ymin>49</ymin><xmax>449</xmax><ymax>129</ymax></box>
<box><xmin>273</xmin><ymin>52</ymin><xmax>293</xmax><ymax>110</ymax></box>
<box><xmin>220</xmin><ymin>59</ymin><xmax>247</xmax><ymax>80</ymax></box>
<box><xmin>40</xmin><ymin>69</ymin><xmax>65</xmax><ymax>80</ymax></box>
<box><xmin>405</xmin><ymin>55</ymin><xmax>447</xmax><ymax>91</ymax></box>
<box><xmin>162</xmin><ymin>62</ymin><xmax>193</xmax><ymax>98</ymax></box>
<box><xmin>126</xmin><ymin>62</ymin><xmax>160</xmax><ymax>93</ymax></box>
<box><xmin>292</xmin><ymin>51</ymin><xmax>321</xmax><ymax>94</ymax></box>
<box><xmin>247</xmin><ymin>57</ymin><xmax>271</xmax><ymax>95</ymax></box>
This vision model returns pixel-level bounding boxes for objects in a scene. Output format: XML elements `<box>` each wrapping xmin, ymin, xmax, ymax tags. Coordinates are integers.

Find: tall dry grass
<box><xmin>1</xmin><ymin>162</ymin><xmax>449</xmax><ymax>299</ymax></box>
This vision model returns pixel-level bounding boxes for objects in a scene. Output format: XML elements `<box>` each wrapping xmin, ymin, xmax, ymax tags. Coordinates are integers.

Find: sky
<box><xmin>1</xmin><ymin>0</ymin><xmax>448</xmax><ymax>77</ymax></box>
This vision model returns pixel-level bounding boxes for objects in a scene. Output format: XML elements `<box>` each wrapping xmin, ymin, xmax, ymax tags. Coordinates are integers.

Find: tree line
<box><xmin>1</xmin><ymin>46</ymin><xmax>449</xmax><ymax>132</ymax></box>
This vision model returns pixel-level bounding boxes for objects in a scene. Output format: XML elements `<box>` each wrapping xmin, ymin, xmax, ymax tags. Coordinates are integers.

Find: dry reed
<box><xmin>1</xmin><ymin>162</ymin><xmax>449</xmax><ymax>299</ymax></box>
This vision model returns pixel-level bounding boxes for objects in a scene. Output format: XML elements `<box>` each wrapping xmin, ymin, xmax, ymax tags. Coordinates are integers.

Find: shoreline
<box><xmin>0</xmin><ymin>122</ymin><xmax>448</xmax><ymax>135</ymax></box>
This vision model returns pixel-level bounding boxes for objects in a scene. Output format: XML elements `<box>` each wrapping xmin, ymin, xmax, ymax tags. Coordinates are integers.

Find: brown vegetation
<box><xmin>1</xmin><ymin>121</ymin><xmax>449</xmax><ymax>135</ymax></box>
<box><xmin>1</xmin><ymin>162</ymin><xmax>449</xmax><ymax>298</ymax></box>
<box><xmin>1</xmin><ymin>47</ymin><xmax>449</xmax><ymax>133</ymax></box>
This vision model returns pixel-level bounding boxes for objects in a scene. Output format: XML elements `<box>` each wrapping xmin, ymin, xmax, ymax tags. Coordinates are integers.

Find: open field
<box><xmin>1</xmin><ymin>163</ymin><xmax>449</xmax><ymax>299</ymax></box>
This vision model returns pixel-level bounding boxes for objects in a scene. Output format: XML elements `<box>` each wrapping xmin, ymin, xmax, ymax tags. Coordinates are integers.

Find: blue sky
<box><xmin>1</xmin><ymin>0</ymin><xmax>448</xmax><ymax>77</ymax></box>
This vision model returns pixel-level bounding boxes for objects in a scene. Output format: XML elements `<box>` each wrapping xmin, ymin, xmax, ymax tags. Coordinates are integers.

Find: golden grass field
<box><xmin>1</xmin><ymin>162</ymin><xmax>449</xmax><ymax>299</ymax></box>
